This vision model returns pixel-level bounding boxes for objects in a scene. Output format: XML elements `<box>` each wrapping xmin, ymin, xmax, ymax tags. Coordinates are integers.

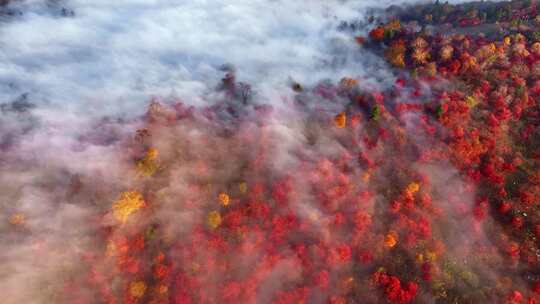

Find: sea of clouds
<box><xmin>0</xmin><ymin>0</ymin><xmax>473</xmax><ymax>115</ymax></box>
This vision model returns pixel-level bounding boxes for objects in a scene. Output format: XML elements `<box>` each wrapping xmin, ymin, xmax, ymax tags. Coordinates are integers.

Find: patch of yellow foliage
<box><xmin>439</xmin><ymin>45</ymin><xmax>454</xmax><ymax>61</ymax></box>
<box><xmin>465</xmin><ymin>95</ymin><xmax>479</xmax><ymax>108</ymax></box>
<box><xmin>239</xmin><ymin>182</ymin><xmax>248</xmax><ymax>194</ymax></box>
<box><xmin>406</xmin><ymin>182</ymin><xmax>420</xmax><ymax>195</ymax></box>
<box><xmin>340</xmin><ymin>77</ymin><xmax>358</xmax><ymax>89</ymax></box>
<box><xmin>113</xmin><ymin>191</ymin><xmax>145</xmax><ymax>223</ymax></box>
<box><xmin>218</xmin><ymin>193</ymin><xmax>230</xmax><ymax>206</ymax></box>
<box><xmin>208</xmin><ymin>211</ymin><xmax>222</xmax><ymax>229</ymax></box>
<box><xmin>136</xmin><ymin>148</ymin><xmax>160</xmax><ymax>177</ymax></box>
<box><xmin>9</xmin><ymin>213</ymin><xmax>25</xmax><ymax>225</ymax></box>
<box><xmin>146</xmin><ymin>147</ymin><xmax>159</xmax><ymax>160</ymax></box>
<box><xmin>426</xmin><ymin>250</ymin><xmax>438</xmax><ymax>262</ymax></box>
<box><xmin>334</xmin><ymin>112</ymin><xmax>347</xmax><ymax>128</ymax></box>
<box><xmin>385</xmin><ymin>41</ymin><xmax>406</xmax><ymax>68</ymax></box>
<box><xmin>532</xmin><ymin>42</ymin><xmax>540</xmax><ymax>55</ymax></box>
<box><xmin>386</xmin><ymin>20</ymin><xmax>401</xmax><ymax>31</ymax></box>
<box><xmin>412</xmin><ymin>48</ymin><xmax>430</xmax><ymax>65</ymax></box>
<box><xmin>130</xmin><ymin>281</ymin><xmax>147</xmax><ymax>298</ymax></box>
<box><xmin>106</xmin><ymin>241</ymin><xmax>117</xmax><ymax>257</ymax></box>
<box><xmin>362</xmin><ymin>171</ymin><xmax>371</xmax><ymax>183</ymax></box>
<box><xmin>157</xmin><ymin>284</ymin><xmax>168</xmax><ymax>295</ymax></box>
<box><xmin>384</xmin><ymin>232</ymin><xmax>398</xmax><ymax>248</ymax></box>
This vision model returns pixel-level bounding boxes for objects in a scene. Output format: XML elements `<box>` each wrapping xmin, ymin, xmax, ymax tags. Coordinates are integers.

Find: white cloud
<box><xmin>0</xmin><ymin>0</ymin><xmax>454</xmax><ymax>116</ymax></box>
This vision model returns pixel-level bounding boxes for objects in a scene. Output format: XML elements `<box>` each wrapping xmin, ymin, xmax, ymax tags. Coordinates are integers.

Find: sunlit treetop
<box><xmin>340</xmin><ymin>77</ymin><xmax>358</xmax><ymax>89</ymax></box>
<box><xmin>218</xmin><ymin>192</ymin><xmax>230</xmax><ymax>206</ymax></box>
<box><xmin>334</xmin><ymin>112</ymin><xmax>347</xmax><ymax>128</ymax></box>
<box><xmin>130</xmin><ymin>280</ymin><xmax>147</xmax><ymax>298</ymax></box>
<box><xmin>208</xmin><ymin>211</ymin><xmax>222</xmax><ymax>229</ymax></box>
<box><xmin>384</xmin><ymin>232</ymin><xmax>398</xmax><ymax>248</ymax></box>
<box><xmin>136</xmin><ymin>147</ymin><xmax>160</xmax><ymax>177</ymax></box>
<box><xmin>112</xmin><ymin>191</ymin><xmax>145</xmax><ymax>223</ymax></box>
<box><xmin>9</xmin><ymin>213</ymin><xmax>25</xmax><ymax>226</ymax></box>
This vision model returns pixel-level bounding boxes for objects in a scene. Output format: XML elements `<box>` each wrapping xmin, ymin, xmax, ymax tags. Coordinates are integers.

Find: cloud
<box><xmin>1</xmin><ymin>0</ymin><xmax>442</xmax><ymax>114</ymax></box>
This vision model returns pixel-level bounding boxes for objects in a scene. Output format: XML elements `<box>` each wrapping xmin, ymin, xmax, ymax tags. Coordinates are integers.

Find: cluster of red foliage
<box><xmin>70</xmin><ymin>91</ymin><xmax>454</xmax><ymax>303</ymax></box>
<box><xmin>358</xmin><ymin>1</ymin><xmax>540</xmax><ymax>302</ymax></box>
<box><xmin>373</xmin><ymin>271</ymin><xmax>418</xmax><ymax>304</ymax></box>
